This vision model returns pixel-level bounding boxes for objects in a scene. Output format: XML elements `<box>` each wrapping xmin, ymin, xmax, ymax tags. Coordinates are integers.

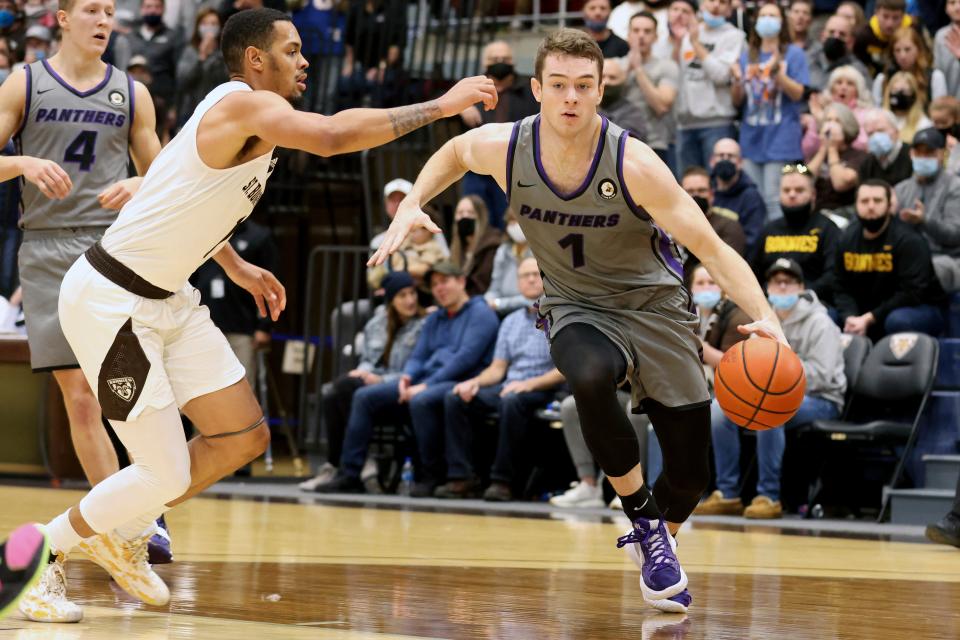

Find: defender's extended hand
<box><xmin>367</xmin><ymin>202</ymin><xmax>441</xmax><ymax>266</ymax></box>
<box><xmin>438</xmin><ymin>75</ymin><xmax>499</xmax><ymax>116</ymax></box>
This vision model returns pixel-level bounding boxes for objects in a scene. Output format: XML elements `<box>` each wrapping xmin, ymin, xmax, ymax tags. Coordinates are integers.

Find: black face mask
<box><xmin>692</xmin><ymin>195</ymin><xmax>710</xmax><ymax>214</ymax></box>
<box><xmin>142</xmin><ymin>12</ymin><xmax>163</xmax><ymax>26</ymax></box>
<box><xmin>457</xmin><ymin>217</ymin><xmax>477</xmax><ymax>240</ymax></box>
<box><xmin>781</xmin><ymin>201</ymin><xmax>812</xmax><ymax>227</ymax></box>
<box><xmin>822</xmin><ymin>37</ymin><xmax>847</xmax><ymax>62</ymax></box>
<box><xmin>889</xmin><ymin>91</ymin><xmax>915</xmax><ymax>110</ymax></box>
<box><xmin>600</xmin><ymin>83</ymin><xmax>624</xmax><ymax>109</ymax></box>
<box><xmin>858</xmin><ymin>213</ymin><xmax>889</xmax><ymax>233</ymax></box>
<box><xmin>485</xmin><ymin>62</ymin><xmax>514</xmax><ymax>81</ymax></box>
<box><xmin>712</xmin><ymin>160</ymin><xmax>738</xmax><ymax>182</ymax></box>
<box><xmin>937</xmin><ymin>125</ymin><xmax>960</xmax><ymax>140</ymax></box>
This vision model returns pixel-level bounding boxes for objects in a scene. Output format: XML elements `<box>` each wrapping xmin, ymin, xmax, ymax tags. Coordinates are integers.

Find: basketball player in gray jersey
<box><xmin>372</xmin><ymin>29</ymin><xmax>788</xmax><ymax>614</ymax></box>
<box><xmin>0</xmin><ymin>0</ymin><xmax>161</xmax><ymax>623</ymax></box>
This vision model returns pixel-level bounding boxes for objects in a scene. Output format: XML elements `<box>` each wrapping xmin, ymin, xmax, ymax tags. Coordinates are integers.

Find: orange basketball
<box><xmin>714</xmin><ymin>337</ymin><xmax>806</xmax><ymax>431</ymax></box>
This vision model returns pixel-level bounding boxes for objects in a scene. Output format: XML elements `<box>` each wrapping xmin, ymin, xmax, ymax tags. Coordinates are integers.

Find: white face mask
<box><xmin>506</xmin><ymin>222</ymin><xmax>526</xmax><ymax>244</ymax></box>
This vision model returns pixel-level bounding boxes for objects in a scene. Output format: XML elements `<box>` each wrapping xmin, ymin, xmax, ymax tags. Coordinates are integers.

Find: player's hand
<box><xmin>98</xmin><ymin>177</ymin><xmax>142</xmax><ymax>210</ymax></box>
<box><xmin>367</xmin><ymin>199</ymin><xmax>441</xmax><ymax>266</ymax></box>
<box><xmin>226</xmin><ymin>262</ymin><xmax>287</xmax><ymax>321</ymax></box>
<box><xmin>738</xmin><ymin>315</ymin><xmax>789</xmax><ymax>346</ymax></box>
<box><xmin>20</xmin><ymin>157</ymin><xmax>72</xmax><ymax>199</ymax></box>
<box><xmin>438</xmin><ymin>75</ymin><xmax>498</xmax><ymax>117</ymax></box>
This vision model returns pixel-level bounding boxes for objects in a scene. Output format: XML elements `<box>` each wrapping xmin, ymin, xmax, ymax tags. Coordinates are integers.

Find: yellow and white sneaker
<box><xmin>76</xmin><ymin>531</ymin><xmax>169</xmax><ymax>606</ymax></box>
<box><xmin>18</xmin><ymin>553</ymin><xmax>83</xmax><ymax>623</ymax></box>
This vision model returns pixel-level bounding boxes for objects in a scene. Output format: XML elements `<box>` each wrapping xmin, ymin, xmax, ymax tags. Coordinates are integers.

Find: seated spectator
<box><xmin>929</xmin><ymin>96</ymin><xmax>960</xmax><ymax>174</ymax></box>
<box><xmin>755</xmin><ymin>164</ymin><xmax>840</xmax><ymax>305</ymax></box>
<box><xmin>835</xmin><ymin>180</ymin><xmax>946</xmax><ymax>340</ymax></box>
<box><xmin>806</xmin><ymin>102</ymin><xmax>866</xmax><ymax>222</ymax></box>
<box><xmin>621</xmin><ymin>10</ymin><xmax>678</xmax><ymax>166</ymax></box>
<box><xmin>731</xmin><ymin>1</ymin><xmax>808</xmax><ymax>221</ymax></box>
<box><xmin>176</xmin><ymin>7</ymin><xmax>228</xmax><ymax>130</ymax></box>
<box><xmin>807</xmin><ymin>14</ymin><xmax>872</xmax><ymax>92</ymax></box>
<box><xmin>338</xmin><ymin>0</ymin><xmax>407</xmax><ymax>109</ymax></box>
<box><xmin>485</xmin><ymin>209</ymin><xmax>534</xmax><ymax>316</ymax></box>
<box><xmin>582</xmin><ymin>0</ymin><xmax>628</xmax><ymax>58</ymax></box>
<box><xmin>450</xmin><ymin>195</ymin><xmax>502</xmax><ymax>296</ymax></box>
<box><xmin>315</xmin><ymin>262</ymin><xmax>499</xmax><ymax>496</ymax></box>
<box><xmin>872</xmin><ymin>27</ymin><xmax>946</xmax><ymax>107</ymax></box>
<box><xmin>934</xmin><ymin>0</ymin><xmax>960</xmax><ymax>98</ymax></box>
<box><xmin>710</xmin><ymin>138</ymin><xmax>766</xmax><ymax>257</ymax></box>
<box><xmin>881</xmin><ymin>71</ymin><xmax>933</xmax><ymax>144</ymax></box>
<box><xmin>437</xmin><ymin>258</ymin><xmax>564</xmax><ymax>501</ymax></box>
<box><xmin>894</xmin><ymin>128</ymin><xmax>960</xmax><ymax>292</ymax></box>
<box><xmin>806</xmin><ymin>66</ymin><xmax>871</xmax><ymax>156</ymax></box>
<box><xmin>860</xmin><ymin>108</ymin><xmax>914</xmax><ymax>186</ymax></box>
<box><xmin>786</xmin><ymin>0</ymin><xmax>813</xmax><ymax>52</ymax></box>
<box><xmin>690</xmin><ymin>263</ymin><xmax>752</xmax><ymax>373</ymax></box>
<box><xmin>370</xmin><ymin>217</ymin><xmax>445</xmax><ymax>295</ymax></box>
<box><xmin>599</xmin><ymin>57</ymin><xmax>646</xmax><ymax>140</ymax></box>
<box><xmin>853</xmin><ymin>0</ymin><xmax>914</xmax><ymax>78</ymax></box>
<box><xmin>303</xmin><ymin>272</ymin><xmax>426</xmax><ymax>492</ymax></box>
<box><xmin>20</xmin><ymin>25</ymin><xmax>50</xmax><ymax>66</ymax></box>
<box><xmin>681</xmin><ymin>166</ymin><xmax>746</xmax><ymax>270</ymax></box>
<box><xmin>460</xmin><ymin>40</ymin><xmax>539</xmax><ymax>230</ymax></box>
<box><xmin>130</xmin><ymin>0</ymin><xmax>178</xmax><ymax>138</ymax></box>
<box><xmin>696</xmin><ymin>258</ymin><xmax>845</xmax><ymax>519</ymax></box>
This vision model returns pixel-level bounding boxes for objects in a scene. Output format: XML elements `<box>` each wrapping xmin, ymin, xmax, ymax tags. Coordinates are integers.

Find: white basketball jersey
<box><xmin>100</xmin><ymin>81</ymin><xmax>276</xmax><ymax>292</ymax></box>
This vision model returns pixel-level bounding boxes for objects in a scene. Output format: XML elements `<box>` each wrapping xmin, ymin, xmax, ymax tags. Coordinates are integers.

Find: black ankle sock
<box><xmin>620</xmin><ymin>484</ymin><xmax>662</xmax><ymax>521</ymax></box>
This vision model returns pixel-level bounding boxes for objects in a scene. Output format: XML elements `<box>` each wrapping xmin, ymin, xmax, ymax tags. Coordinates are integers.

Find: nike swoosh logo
<box><xmin>517</xmin><ymin>181</ymin><xmax>536</xmax><ymax>188</ymax></box>
<box><xmin>633</xmin><ymin>498</ymin><xmax>649</xmax><ymax>512</ymax></box>
<box><xmin>37</xmin><ymin>88</ymin><xmax>54</xmax><ymax>95</ymax></box>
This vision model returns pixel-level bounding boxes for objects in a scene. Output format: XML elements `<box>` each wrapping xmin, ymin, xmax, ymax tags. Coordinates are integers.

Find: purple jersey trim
<box><xmin>532</xmin><ymin>114</ymin><xmax>608</xmax><ymax>202</ymax></box>
<box><xmin>652</xmin><ymin>223</ymin><xmax>684</xmax><ymax>280</ymax></box>
<box><xmin>615</xmin><ymin>130</ymin><xmax>650</xmax><ymax>221</ymax></box>
<box><xmin>42</xmin><ymin>59</ymin><xmax>112</xmax><ymax>98</ymax></box>
<box><xmin>505</xmin><ymin>119</ymin><xmax>522</xmax><ymax>203</ymax></box>
<box><xmin>14</xmin><ymin>64</ymin><xmax>31</xmax><ymax>139</ymax></box>
<box><xmin>127</xmin><ymin>72</ymin><xmax>135</xmax><ymax>135</ymax></box>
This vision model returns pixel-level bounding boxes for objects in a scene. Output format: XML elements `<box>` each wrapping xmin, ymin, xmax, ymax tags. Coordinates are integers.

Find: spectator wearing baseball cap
<box><xmin>696</xmin><ymin>256</ymin><xmax>845</xmax><ymax>520</ymax></box>
<box><xmin>22</xmin><ymin>24</ymin><xmax>50</xmax><ymax>64</ymax></box>
<box><xmin>894</xmin><ymin>127</ymin><xmax>960</xmax><ymax>291</ymax></box>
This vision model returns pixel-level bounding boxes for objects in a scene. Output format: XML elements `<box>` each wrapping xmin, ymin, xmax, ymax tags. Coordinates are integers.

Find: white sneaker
<box><xmin>549</xmin><ymin>481</ymin><xmax>604</xmax><ymax>508</ymax></box>
<box><xmin>360</xmin><ymin>456</ymin><xmax>378</xmax><ymax>482</ymax></box>
<box><xmin>609</xmin><ymin>495</ymin><xmax>623</xmax><ymax>511</ymax></box>
<box><xmin>77</xmin><ymin>531</ymin><xmax>169</xmax><ymax>606</ymax></box>
<box><xmin>298</xmin><ymin>462</ymin><xmax>338</xmax><ymax>491</ymax></box>
<box><xmin>18</xmin><ymin>553</ymin><xmax>83</xmax><ymax>623</ymax></box>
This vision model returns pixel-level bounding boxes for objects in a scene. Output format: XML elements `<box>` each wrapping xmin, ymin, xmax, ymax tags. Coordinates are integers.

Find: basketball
<box><xmin>715</xmin><ymin>337</ymin><xmax>807</xmax><ymax>431</ymax></box>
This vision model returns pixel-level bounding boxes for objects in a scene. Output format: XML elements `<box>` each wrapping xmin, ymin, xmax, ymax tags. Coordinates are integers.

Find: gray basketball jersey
<box><xmin>507</xmin><ymin>115</ymin><xmax>685</xmax><ymax>309</ymax></box>
<box><xmin>17</xmin><ymin>61</ymin><xmax>133</xmax><ymax>230</ymax></box>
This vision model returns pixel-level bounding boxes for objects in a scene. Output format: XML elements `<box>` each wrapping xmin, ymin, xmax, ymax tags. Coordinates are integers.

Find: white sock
<box><xmin>115</xmin><ymin>506</ymin><xmax>170</xmax><ymax>541</ymax></box>
<box><xmin>45</xmin><ymin>510</ymin><xmax>87</xmax><ymax>555</ymax></box>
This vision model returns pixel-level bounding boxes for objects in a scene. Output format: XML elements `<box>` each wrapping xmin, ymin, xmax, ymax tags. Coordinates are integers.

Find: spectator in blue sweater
<box><xmin>710</xmin><ymin>138</ymin><xmax>768</xmax><ymax>258</ymax></box>
<box><xmin>315</xmin><ymin>260</ymin><xmax>499</xmax><ymax>496</ymax></box>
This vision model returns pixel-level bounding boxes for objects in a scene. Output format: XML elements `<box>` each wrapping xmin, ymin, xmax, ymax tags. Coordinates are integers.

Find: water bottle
<box><xmin>399</xmin><ymin>457</ymin><xmax>414</xmax><ymax>496</ymax></box>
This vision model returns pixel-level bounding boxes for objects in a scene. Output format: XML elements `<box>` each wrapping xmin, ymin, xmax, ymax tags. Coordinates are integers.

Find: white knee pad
<box><xmin>79</xmin><ymin>403</ymin><xmax>191</xmax><ymax>534</ymax></box>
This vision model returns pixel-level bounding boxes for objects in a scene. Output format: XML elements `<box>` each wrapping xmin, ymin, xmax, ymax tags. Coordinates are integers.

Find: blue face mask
<box><xmin>0</xmin><ymin>10</ymin><xmax>15</xmax><ymax>29</ymax></box>
<box><xmin>768</xmin><ymin>293</ymin><xmax>799</xmax><ymax>310</ymax></box>
<box><xmin>693</xmin><ymin>290</ymin><xmax>721</xmax><ymax>310</ymax></box>
<box><xmin>755</xmin><ymin>16</ymin><xmax>782</xmax><ymax>38</ymax></box>
<box><xmin>701</xmin><ymin>9</ymin><xmax>727</xmax><ymax>28</ymax></box>
<box><xmin>867</xmin><ymin>131</ymin><xmax>894</xmax><ymax>157</ymax></box>
<box><xmin>584</xmin><ymin>18</ymin><xmax>608</xmax><ymax>31</ymax></box>
<box><xmin>912</xmin><ymin>156</ymin><xmax>941</xmax><ymax>178</ymax></box>
<box><xmin>0</xmin><ymin>69</ymin><xmax>10</xmax><ymax>85</ymax></box>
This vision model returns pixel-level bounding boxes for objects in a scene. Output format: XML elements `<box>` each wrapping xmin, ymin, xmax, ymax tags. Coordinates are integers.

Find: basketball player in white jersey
<box><xmin>0</xmin><ymin>0</ymin><xmax>167</xmax><ymax>623</ymax></box>
<box><xmin>0</xmin><ymin>8</ymin><xmax>496</xmax><ymax>618</ymax></box>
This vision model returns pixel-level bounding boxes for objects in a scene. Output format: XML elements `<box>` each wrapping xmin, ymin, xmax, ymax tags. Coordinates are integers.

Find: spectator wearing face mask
<box><xmin>450</xmin><ymin>195</ymin><xmax>503</xmax><ymax>296</ymax></box>
<box><xmin>882</xmin><ymin>71</ymin><xmax>933</xmax><ymax>145</ymax></box>
<box><xmin>929</xmin><ymin>96</ymin><xmax>960</xmax><ymax>175</ymax></box>
<box><xmin>894</xmin><ymin>128</ymin><xmax>960</xmax><ymax>292</ymax></box>
<box><xmin>681</xmin><ymin>166</ymin><xmax>746</xmax><ymax>273</ymax></box>
<box><xmin>709</xmin><ymin>138</ymin><xmax>767</xmax><ymax>257</ymax></box>
<box><xmin>598</xmin><ymin>57</ymin><xmax>646</xmax><ymax>140</ymax></box>
<box><xmin>485</xmin><ymin>209</ymin><xmax>534</xmax><ymax>316</ymax></box>
<box><xmin>176</xmin><ymin>8</ymin><xmax>228</xmax><ymax>130</ymax></box>
<box><xmin>806</xmin><ymin>14</ymin><xmax>871</xmax><ymax>93</ymax></box>
<box><xmin>582</xmin><ymin>0</ymin><xmax>628</xmax><ymax>58</ymax></box>
<box><xmin>19</xmin><ymin>25</ymin><xmax>50</xmax><ymax>65</ymax></box>
<box><xmin>872</xmin><ymin>27</ymin><xmax>946</xmax><ymax>107</ymax></box>
<box><xmin>858</xmin><ymin>108</ymin><xmax>912</xmax><ymax>187</ymax></box>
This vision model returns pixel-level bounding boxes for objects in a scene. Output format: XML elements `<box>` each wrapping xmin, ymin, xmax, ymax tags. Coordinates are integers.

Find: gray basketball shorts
<box><xmin>538</xmin><ymin>287</ymin><xmax>710</xmax><ymax>413</ymax></box>
<box><xmin>18</xmin><ymin>227</ymin><xmax>108</xmax><ymax>371</ymax></box>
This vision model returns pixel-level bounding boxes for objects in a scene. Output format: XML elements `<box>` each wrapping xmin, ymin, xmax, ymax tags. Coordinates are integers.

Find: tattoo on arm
<box><xmin>388</xmin><ymin>100</ymin><xmax>441</xmax><ymax>138</ymax></box>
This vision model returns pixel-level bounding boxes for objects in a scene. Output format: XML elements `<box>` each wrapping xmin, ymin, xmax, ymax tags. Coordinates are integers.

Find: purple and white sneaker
<box><xmin>617</xmin><ymin>517</ymin><xmax>687</xmax><ymax>601</ymax></box>
<box><xmin>645</xmin><ymin>587</ymin><xmax>692</xmax><ymax>613</ymax></box>
<box><xmin>147</xmin><ymin>516</ymin><xmax>173</xmax><ymax>565</ymax></box>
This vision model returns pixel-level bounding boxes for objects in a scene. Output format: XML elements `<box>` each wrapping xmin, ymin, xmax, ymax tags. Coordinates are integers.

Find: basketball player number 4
<box><xmin>558</xmin><ymin>233</ymin><xmax>585</xmax><ymax>269</ymax></box>
<box><xmin>64</xmin><ymin>130</ymin><xmax>97</xmax><ymax>171</ymax></box>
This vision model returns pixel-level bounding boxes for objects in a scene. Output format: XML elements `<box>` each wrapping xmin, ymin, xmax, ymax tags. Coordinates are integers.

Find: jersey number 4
<box><xmin>558</xmin><ymin>233</ymin><xmax>585</xmax><ymax>269</ymax></box>
<box><xmin>64</xmin><ymin>130</ymin><xmax>97</xmax><ymax>171</ymax></box>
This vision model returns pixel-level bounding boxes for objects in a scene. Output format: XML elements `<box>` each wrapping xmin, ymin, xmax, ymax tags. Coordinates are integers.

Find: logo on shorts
<box><xmin>108</xmin><ymin>90</ymin><xmax>126</xmax><ymax>107</ymax></box>
<box><xmin>107</xmin><ymin>376</ymin><xmax>137</xmax><ymax>402</ymax></box>
<box><xmin>598</xmin><ymin>179</ymin><xmax>617</xmax><ymax>200</ymax></box>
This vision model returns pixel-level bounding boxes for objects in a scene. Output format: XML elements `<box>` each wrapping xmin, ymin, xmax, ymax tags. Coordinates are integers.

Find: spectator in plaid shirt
<box><xmin>435</xmin><ymin>257</ymin><xmax>565</xmax><ymax>502</ymax></box>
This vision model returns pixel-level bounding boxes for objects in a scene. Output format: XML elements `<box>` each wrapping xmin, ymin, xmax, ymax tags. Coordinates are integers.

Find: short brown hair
<box><xmin>681</xmin><ymin>166</ymin><xmax>710</xmax><ymax>182</ymax></box>
<box><xmin>534</xmin><ymin>28</ymin><xmax>603</xmax><ymax>83</ymax></box>
<box><xmin>875</xmin><ymin>0</ymin><xmax>906</xmax><ymax>12</ymax></box>
<box><xmin>930</xmin><ymin>96</ymin><xmax>960</xmax><ymax>120</ymax></box>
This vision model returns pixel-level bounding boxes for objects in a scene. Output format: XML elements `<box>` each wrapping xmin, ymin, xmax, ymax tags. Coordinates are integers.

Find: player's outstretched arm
<box><xmin>241</xmin><ymin>76</ymin><xmax>497</xmax><ymax>157</ymax></box>
<box><xmin>99</xmin><ymin>81</ymin><xmax>162</xmax><ymax>210</ymax></box>
<box><xmin>620</xmin><ymin>137</ymin><xmax>788</xmax><ymax>345</ymax></box>
<box><xmin>0</xmin><ymin>69</ymin><xmax>72</xmax><ymax>199</ymax></box>
<box><xmin>368</xmin><ymin>122</ymin><xmax>512</xmax><ymax>266</ymax></box>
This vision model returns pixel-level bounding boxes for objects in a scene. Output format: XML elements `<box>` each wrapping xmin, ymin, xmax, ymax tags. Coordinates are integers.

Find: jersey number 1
<box><xmin>558</xmin><ymin>233</ymin><xmax>585</xmax><ymax>269</ymax></box>
<box><xmin>64</xmin><ymin>130</ymin><xmax>97</xmax><ymax>171</ymax></box>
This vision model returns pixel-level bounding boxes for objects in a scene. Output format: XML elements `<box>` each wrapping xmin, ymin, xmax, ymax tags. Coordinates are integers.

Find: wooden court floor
<box><xmin>1</xmin><ymin>485</ymin><xmax>960</xmax><ymax>639</ymax></box>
